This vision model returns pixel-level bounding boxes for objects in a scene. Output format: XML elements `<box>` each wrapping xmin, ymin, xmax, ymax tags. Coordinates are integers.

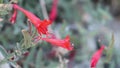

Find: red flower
<box><xmin>42</xmin><ymin>35</ymin><xmax>73</xmax><ymax>51</ymax></box>
<box><xmin>49</xmin><ymin>0</ymin><xmax>58</xmax><ymax>22</ymax></box>
<box><xmin>9</xmin><ymin>8</ymin><xmax>17</xmax><ymax>24</ymax></box>
<box><xmin>12</xmin><ymin>4</ymin><xmax>52</xmax><ymax>35</ymax></box>
<box><xmin>91</xmin><ymin>45</ymin><xmax>105</xmax><ymax>68</ymax></box>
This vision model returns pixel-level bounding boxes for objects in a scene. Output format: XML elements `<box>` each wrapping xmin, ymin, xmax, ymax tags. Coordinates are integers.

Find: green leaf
<box><xmin>0</xmin><ymin>45</ymin><xmax>8</xmax><ymax>56</ymax></box>
<box><xmin>35</xmin><ymin>49</ymin><xmax>43</xmax><ymax>68</ymax></box>
<box><xmin>106</xmin><ymin>33</ymin><xmax>115</xmax><ymax>63</ymax></box>
<box><xmin>21</xmin><ymin>30</ymin><xmax>34</xmax><ymax>49</ymax></box>
<box><xmin>23</xmin><ymin>47</ymin><xmax>36</xmax><ymax>68</ymax></box>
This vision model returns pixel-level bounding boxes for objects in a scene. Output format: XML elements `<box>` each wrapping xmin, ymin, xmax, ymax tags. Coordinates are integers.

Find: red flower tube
<box><xmin>9</xmin><ymin>8</ymin><xmax>17</xmax><ymax>24</ymax></box>
<box><xmin>49</xmin><ymin>0</ymin><xmax>58</xmax><ymax>22</ymax></box>
<box><xmin>11</xmin><ymin>4</ymin><xmax>52</xmax><ymax>35</ymax></box>
<box><xmin>90</xmin><ymin>45</ymin><xmax>105</xmax><ymax>68</ymax></box>
<box><xmin>42</xmin><ymin>35</ymin><xmax>73</xmax><ymax>51</ymax></box>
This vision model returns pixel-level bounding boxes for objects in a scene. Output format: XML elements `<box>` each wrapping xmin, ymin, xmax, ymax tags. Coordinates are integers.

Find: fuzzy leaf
<box><xmin>21</xmin><ymin>30</ymin><xmax>34</xmax><ymax>49</ymax></box>
<box><xmin>35</xmin><ymin>49</ymin><xmax>43</xmax><ymax>68</ymax></box>
<box><xmin>23</xmin><ymin>47</ymin><xmax>36</xmax><ymax>68</ymax></box>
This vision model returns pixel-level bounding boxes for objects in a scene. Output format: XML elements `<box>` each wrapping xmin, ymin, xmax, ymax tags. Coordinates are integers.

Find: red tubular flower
<box><xmin>49</xmin><ymin>0</ymin><xmax>58</xmax><ymax>22</ymax></box>
<box><xmin>12</xmin><ymin>4</ymin><xmax>52</xmax><ymax>35</ymax></box>
<box><xmin>9</xmin><ymin>8</ymin><xmax>17</xmax><ymax>24</ymax></box>
<box><xmin>42</xmin><ymin>35</ymin><xmax>73</xmax><ymax>51</ymax></box>
<box><xmin>91</xmin><ymin>45</ymin><xmax>105</xmax><ymax>68</ymax></box>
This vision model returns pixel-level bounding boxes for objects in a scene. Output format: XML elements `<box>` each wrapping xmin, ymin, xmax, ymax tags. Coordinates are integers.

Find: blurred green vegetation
<box><xmin>0</xmin><ymin>0</ymin><xmax>120</xmax><ymax>68</ymax></box>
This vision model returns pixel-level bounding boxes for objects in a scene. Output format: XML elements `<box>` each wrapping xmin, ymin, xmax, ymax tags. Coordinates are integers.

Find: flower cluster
<box><xmin>9</xmin><ymin>0</ymin><xmax>73</xmax><ymax>51</ymax></box>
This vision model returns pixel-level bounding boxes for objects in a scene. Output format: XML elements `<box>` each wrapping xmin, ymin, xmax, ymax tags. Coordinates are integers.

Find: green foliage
<box><xmin>23</xmin><ymin>47</ymin><xmax>36</xmax><ymax>68</ymax></box>
<box><xmin>35</xmin><ymin>49</ymin><xmax>43</xmax><ymax>68</ymax></box>
<box><xmin>0</xmin><ymin>0</ymin><xmax>119</xmax><ymax>68</ymax></box>
<box><xmin>0</xmin><ymin>0</ymin><xmax>3</xmax><ymax>3</ymax></box>
<box><xmin>105</xmin><ymin>34</ymin><xmax>115</xmax><ymax>63</ymax></box>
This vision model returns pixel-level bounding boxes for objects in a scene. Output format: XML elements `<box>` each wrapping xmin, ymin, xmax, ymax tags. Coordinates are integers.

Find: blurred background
<box><xmin>0</xmin><ymin>0</ymin><xmax>120</xmax><ymax>68</ymax></box>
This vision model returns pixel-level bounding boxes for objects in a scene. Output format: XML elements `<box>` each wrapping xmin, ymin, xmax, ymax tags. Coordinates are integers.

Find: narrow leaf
<box><xmin>106</xmin><ymin>33</ymin><xmax>115</xmax><ymax>62</ymax></box>
<box><xmin>35</xmin><ymin>49</ymin><xmax>43</xmax><ymax>68</ymax></box>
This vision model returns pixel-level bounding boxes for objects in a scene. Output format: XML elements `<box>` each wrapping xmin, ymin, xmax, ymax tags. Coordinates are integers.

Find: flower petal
<box><xmin>49</xmin><ymin>0</ymin><xmax>58</xmax><ymax>22</ymax></box>
<box><xmin>91</xmin><ymin>45</ymin><xmax>105</xmax><ymax>67</ymax></box>
<box><xmin>9</xmin><ymin>8</ymin><xmax>17</xmax><ymax>24</ymax></box>
<box><xmin>42</xmin><ymin>35</ymin><xmax>73</xmax><ymax>51</ymax></box>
